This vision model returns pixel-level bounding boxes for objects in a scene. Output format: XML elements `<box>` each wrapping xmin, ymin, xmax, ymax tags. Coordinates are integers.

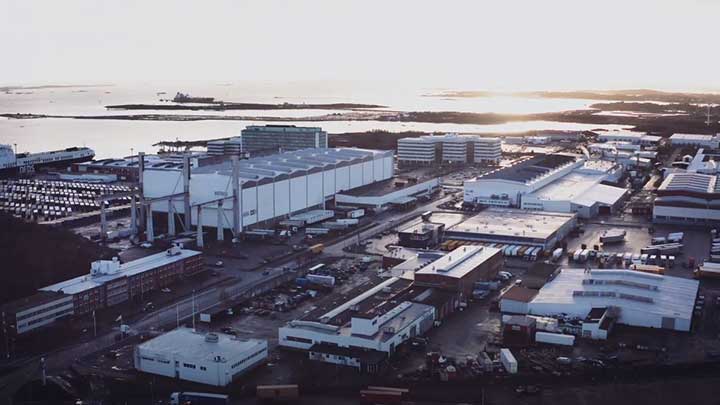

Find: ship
<box><xmin>172</xmin><ymin>92</ymin><xmax>215</xmax><ymax>103</ymax></box>
<box><xmin>599</xmin><ymin>228</ymin><xmax>627</xmax><ymax>244</ymax></box>
<box><xmin>0</xmin><ymin>144</ymin><xmax>95</xmax><ymax>177</ymax></box>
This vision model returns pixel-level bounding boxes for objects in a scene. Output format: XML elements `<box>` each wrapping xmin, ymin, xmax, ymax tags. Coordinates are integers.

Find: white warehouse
<box><xmin>525</xmin><ymin>269</ymin><xmax>699</xmax><ymax>332</ymax></box>
<box><xmin>464</xmin><ymin>154</ymin><xmax>627</xmax><ymax>217</ymax></box>
<box><xmin>134</xmin><ymin>328</ymin><xmax>268</xmax><ymax>386</ymax></box>
<box><xmin>143</xmin><ymin>148</ymin><xmax>394</xmax><ymax>231</ymax></box>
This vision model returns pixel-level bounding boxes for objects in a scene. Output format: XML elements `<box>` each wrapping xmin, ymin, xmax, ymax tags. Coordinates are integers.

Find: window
<box><xmin>200</xmin><ymin>366</ymin><xmax>207</xmax><ymax>371</ymax></box>
<box><xmin>286</xmin><ymin>336</ymin><xmax>312</xmax><ymax>344</ymax></box>
<box><xmin>183</xmin><ymin>363</ymin><xmax>196</xmax><ymax>369</ymax></box>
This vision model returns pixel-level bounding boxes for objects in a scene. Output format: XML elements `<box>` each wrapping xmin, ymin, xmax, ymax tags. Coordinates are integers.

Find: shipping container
<box><xmin>500</xmin><ymin>348</ymin><xmax>518</xmax><ymax>374</ymax></box>
<box><xmin>348</xmin><ymin>209</ymin><xmax>365</xmax><ymax>219</ymax></box>
<box><xmin>535</xmin><ymin>331</ymin><xmax>575</xmax><ymax>346</ymax></box>
<box><xmin>256</xmin><ymin>385</ymin><xmax>299</xmax><ymax>401</ymax></box>
<box><xmin>630</xmin><ymin>264</ymin><xmax>665</xmax><ymax>275</ymax></box>
<box><xmin>305</xmin><ymin>228</ymin><xmax>330</xmax><ymax>236</ymax></box>
<box><xmin>306</xmin><ymin>274</ymin><xmax>335</xmax><ymax>287</ymax></box>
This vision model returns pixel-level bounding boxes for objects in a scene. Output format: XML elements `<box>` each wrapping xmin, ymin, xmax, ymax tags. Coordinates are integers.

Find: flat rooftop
<box><xmin>528</xmin><ymin>171</ymin><xmax>627</xmax><ymax>207</ymax></box>
<box><xmin>530</xmin><ymin>269</ymin><xmax>699</xmax><ymax>321</ymax></box>
<box><xmin>671</xmin><ymin>133</ymin><xmax>717</xmax><ymax>141</ymax></box>
<box><xmin>41</xmin><ymin>249</ymin><xmax>202</xmax><ymax>295</ymax></box>
<box><xmin>339</xmin><ymin>173</ymin><xmax>437</xmax><ymax>197</ymax></box>
<box><xmin>658</xmin><ymin>172</ymin><xmax>717</xmax><ymax>194</ymax></box>
<box><xmin>446</xmin><ymin>208</ymin><xmax>576</xmax><ymax>241</ymax></box>
<box><xmin>416</xmin><ymin>245</ymin><xmax>501</xmax><ymax>279</ymax></box>
<box><xmin>192</xmin><ymin>148</ymin><xmax>392</xmax><ymax>180</ymax></box>
<box><xmin>137</xmin><ymin>327</ymin><xmax>265</xmax><ymax>361</ymax></box>
<box><xmin>399</xmin><ymin>221</ymin><xmax>444</xmax><ymax>234</ymax></box>
<box><xmin>478</xmin><ymin>154</ymin><xmax>578</xmax><ymax>183</ymax></box>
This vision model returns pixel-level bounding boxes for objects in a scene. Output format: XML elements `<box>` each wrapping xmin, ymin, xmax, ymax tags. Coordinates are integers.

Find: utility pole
<box><xmin>40</xmin><ymin>357</ymin><xmax>46</xmax><ymax>386</ymax></box>
<box><xmin>2</xmin><ymin>311</ymin><xmax>9</xmax><ymax>359</ymax></box>
<box><xmin>92</xmin><ymin>310</ymin><xmax>97</xmax><ymax>337</ymax></box>
<box><xmin>192</xmin><ymin>289</ymin><xmax>196</xmax><ymax>331</ymax></box>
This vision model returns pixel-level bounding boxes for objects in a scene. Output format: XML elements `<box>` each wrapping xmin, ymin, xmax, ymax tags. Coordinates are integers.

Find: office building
<box><xmin>241</xmin><ymin>125</ymin><xmax>327</xmax><ymax>154</ymax></box>
<box><xmin>1</xmin><ymin>291</ymin><xmax>74</xmax><ymax>336</ymax></box>
<box><xmin>397</xmin><ymin>134</ymin><xmax>501</xmax><ymax>167</ymax></box>
<box><xmin>41</xmin><ymin>246</ymin><xmax>203</xmax><ymax>315</ymax></box>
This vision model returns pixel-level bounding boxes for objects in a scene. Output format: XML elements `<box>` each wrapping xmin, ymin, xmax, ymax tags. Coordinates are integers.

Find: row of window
<box><xmin>285</xmin><ymin>335</ymin><xmax>312</xmax><ymax>344</ymax></box>
<box><xmin>140</xmin><ymin>356</ymin><xmax>170</xmax><ymax>364</ymax></box>
<box><xmin>19</xmin><ymin>308</ymin><xmax>74</xmax><ymax>329</ymax></box>
<box><xmin>231</xmin><ymin>348</ymin><xmax>266</xmax><ymax>369</ymax></box>
<box><xmin>16</xmin><ymin>300</ymin><xmax>72</xmax><ymax>321</ymax></box>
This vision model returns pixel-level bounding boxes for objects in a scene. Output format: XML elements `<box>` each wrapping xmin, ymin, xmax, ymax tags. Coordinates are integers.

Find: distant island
<box><xmin>428</xmin><ymin>89</ymin><xmax>720</xmax><ymax>104</ymax></box>
<box><xmin>106</xmin><ymin>101</ymin><xmax>387</xmax><ymax>111</ymax></box>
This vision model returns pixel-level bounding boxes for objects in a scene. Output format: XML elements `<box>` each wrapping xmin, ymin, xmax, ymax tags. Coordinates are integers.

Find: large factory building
<box><xmin>143</xmin><ymin>148</ymin><xmax>394</xmax><ymax>231</ymax></box>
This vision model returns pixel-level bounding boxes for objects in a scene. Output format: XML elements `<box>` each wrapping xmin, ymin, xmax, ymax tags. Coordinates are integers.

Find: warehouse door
<box><xmin>661</xmin><ymin>317</ymin><xmax>675</xmax><ymax>330</ymax></box>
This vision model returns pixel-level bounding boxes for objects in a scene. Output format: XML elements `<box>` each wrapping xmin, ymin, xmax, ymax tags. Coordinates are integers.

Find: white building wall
<box><xmin>278</xmin><ymin>306</ymin><xmax>435</xmax><ymax>354</ymax></box>
<box><xmin>336</xmin><ymin>166</ymin><xmax>350</xmax><ymax>192</ymax></box>
<box><xmin>144</xmin><ymin>153</ymin><xmax>394</xmax><ymax>231</ymax></box>
<box><xmin>15</xmin><ymin>297</ymin><xmax>75</xmax><ymax>335</ymax></box>
<box><xmin>362</xmin><ymin>161</ymin><xmax>373</xmax><ymax>185</ymax></box>
<box><xmin>464</xmin><ymin>180</ymin><xmax>529</xmax><ymax>205</ymax></box>
<box><xmin>499</xmin><ymin>299</ymin><xmax>529</xmax><ymax>314</ymax></box>
<box><xmin>307</xmin><ymin>172</ymin><xmax>323</xmax><ymax>207</ymax></box>
<box><xmin>383</xmin><ymin>156</ymin><xmax>393</xmax><ymax>179</ymax></box>
<box><xmin>274</xmin><ymin>179</ymin><xmax>290</xmax><ymax>216</ymax></box>
<box><xmin>349</xmin><ymin>164</ymin><xmax>363</xmax><ymax>189</ymax></box>
<box><xmin>257</xmin><ymin>184</ymin><xmax>274</xmax><ymax>222</ymax></box>
<box><xmin>654</xmin><ymin>205</ymin><xmax>720</xmax><ymax>222</ymax></box>
<box><xmin>134</xmin><ymin>341</ymin><xmax>268</xmax><ymax>386</ymax></box>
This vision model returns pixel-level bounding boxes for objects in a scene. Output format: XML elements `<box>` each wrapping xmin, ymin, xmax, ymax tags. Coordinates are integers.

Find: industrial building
<box><xmin>414</xmin><ymin>246</ymin><xmax>503</xmax><ymax>297</ymax></box>
<box><xmin>597</xmin><ymin>132</ymin><xmax>661</xmax><ymax>145</ymax></box>
<box><xmin>134</xmin><ymin>327</ymin><xmax>268</xmax><ymax>386</ymax></box>
<box><xmin>397</xmin><ymin>221</ymin><xmax>445</xmax><ymax>248</ymax></box>
<box><xmin>522</xmin><ymin>269</ymin><xmax>699</xmax><ymax>332</ymax></box>
<box><xmin>41</xmin><ymin>246</ymin><xmax>203</xmax><ymax>315</ymax></box>
<box><xmin>653</xmin><ymin>172</ymin><xmax>720</xmax><ymax>223</ymax></box>
<box><xmin>444</xmin><ymin>208</ymin><xmax>576</xmax><ymax>249</ymax></box>
<box><xmin>464</xmin><ymin>154</ymin><xmax>581</xmax><ymax>206</ymax></box>
<box><xmin>464</xmin><ymin>154</ymin><xmax>627</xmax><ymax>217</ymax></box>
<box><xmin>278</xmin><ymin>277</ymin><xmax>438</xmax><ymax>372</ymax></box>
<box><xmin>397</xmin><ymin>134</ymin><xmax>501</xmax><ymax>166</ymax></box>
<box><xmin>520</xmin><ymin>160</ymin><xmax>628</xmax><ymax>218</ymax></box>
<box><xmin>241</xmin><ymin>125</ymin><xmax>328</xmax><ymax>154</ymax></box>
<box><xmin>1</xmin><ymin>291</ymin><xmax>75</xmax><ymax>336</ymax></box>
<box><xmin>653</xmin><ymin>148</ymin><xmax>720</xmax><ymax>223</ymax></box>
<box><xmin>669</xmin><ymin>133</ymin><xmax>720</xmax><ymax>149</ymax></box>
<box><xmin>143</xmin><ymin>148</ymin><xmax>394</xmax><ymax>233</ymax></box>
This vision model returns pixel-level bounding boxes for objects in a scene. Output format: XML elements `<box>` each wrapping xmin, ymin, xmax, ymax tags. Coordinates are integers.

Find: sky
<box><xmin>1</xmin><ymin>0</ymin><xmax>719</xmax><ymax>91</ymax></box>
